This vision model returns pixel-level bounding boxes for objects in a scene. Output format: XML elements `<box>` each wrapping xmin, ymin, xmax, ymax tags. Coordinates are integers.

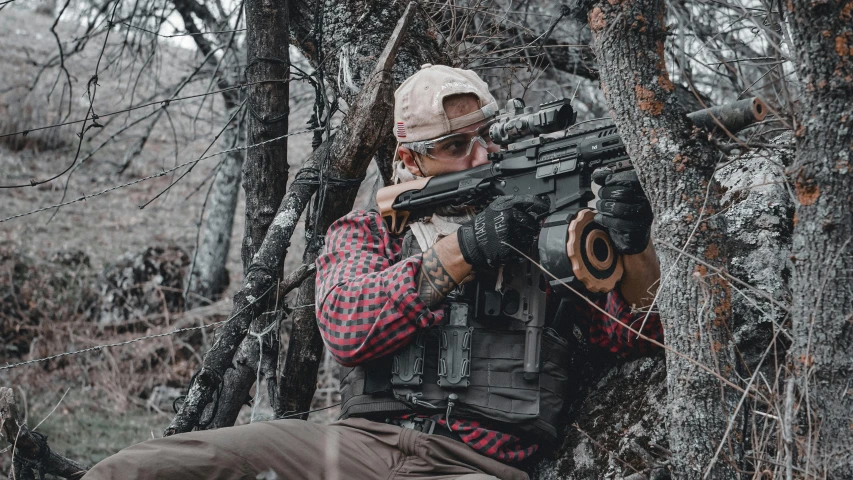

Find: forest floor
<box><xmin>0</xmin><ymin>4</ymin><xmax>376</xmax><ymax>471</ymax></box>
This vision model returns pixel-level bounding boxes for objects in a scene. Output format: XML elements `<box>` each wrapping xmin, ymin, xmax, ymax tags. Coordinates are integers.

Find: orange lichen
<box><xmin>673</xmin><ymin>153</ymin><xmax>687</xmax><ymax>172</ymax></box>
<box><xmin>635</xmin><ymin>85</ymin><xmax>664</xmax><ymax>115</ymax></box>
<box><xmin>841</xmin><ymin>0</ymin><xmax>853</xmax><ymax>21</ymax></box>
<box><xmin>836</xmin><ymin>32</ymin><xmax>850</xmax><ymax>57</ymax></box>
<box><xmin>711</xmin><ymin>341</ymin><xmax>723</xmax><ymax>353</ymax></box>
<box><xmin>796</xmin><ymin>181</ymin><xmax>820</xmax><ymax>206</ymax></box>
<box><xmin>589</xmin><ymin>7</ymin><xmax>606</xmax><ymax>32</ymax></box>
<box><xmin>658</xmin><ymin>75</ymin><xmax>675</xmax><ymax>92</ymax></box>
<box><xmin>633</xmin><ymin>14</ymin><xmax>647</xmax><ymax>32</ymax></box>
<box><xmin>705</xmin><ymin>244</ymin><xmax>720</xmax><ymax>260</ymax></box>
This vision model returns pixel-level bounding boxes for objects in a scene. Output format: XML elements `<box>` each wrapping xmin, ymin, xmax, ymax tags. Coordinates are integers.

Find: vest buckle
<box><xmin>399</xmin><ymin>416</ymin><xmax>437</xmax><ymax>435</ymax></box>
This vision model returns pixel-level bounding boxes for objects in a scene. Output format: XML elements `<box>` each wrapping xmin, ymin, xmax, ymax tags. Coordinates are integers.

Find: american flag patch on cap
<box><xmin>396</xmin><ymin>122</ymin><xmax>406</xmax><ymax>138</ymax></box>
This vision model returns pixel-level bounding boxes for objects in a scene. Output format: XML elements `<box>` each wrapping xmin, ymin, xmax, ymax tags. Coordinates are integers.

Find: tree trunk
<box><xmin>288</xmin><ymin>0</ymin><xmax>446</xmax><ymax>102</ymax></box>
<box><xmin>242</xmin><ymin>0</ymin><xmax>291</xmax><ymax>272</ymax></box>
<box><xmin>174</xmin><ymin>0</ymin><xmax>245</xmax><ymax>308</ymax></box>
<box><xmin>583</xmin><ymin>0</ymin><xmax>740</xmax><ymax>477</ymax></box>
<box><xmin>786</xmin><ymin>0</ymin><xmax>853</xmax><ymax>476</ymax></box>
<box><xmin>273</xmin><ymin>0</ymin><xmax>445</xmax><ymax>418</ymax></box>
<box><xmin>186</xmin><ymin>127</ymin><xmax>243</xmax><ymax>308</ymax></box>
<box><xmin>536</xmin><ymin>140</ymin><xmax>795</xmax><ymax>479</ymax></box>
<box><xmin>276</xmin><ymin>250</ymin><xmax>326</xmax><ymax>418</ymax></box>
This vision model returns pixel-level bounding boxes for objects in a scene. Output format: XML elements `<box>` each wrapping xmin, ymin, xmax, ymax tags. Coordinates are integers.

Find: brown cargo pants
<box><xmin>81</xmin><ymin>417</ymin><xmax>529</xmax><ymax>480</ymax></box>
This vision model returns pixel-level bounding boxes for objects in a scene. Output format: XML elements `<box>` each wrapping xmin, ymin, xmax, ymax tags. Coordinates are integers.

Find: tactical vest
<box><xmin>338</xmin><ymin>227</ymin><xmax>573</xmax><ymax>444</ymax></box>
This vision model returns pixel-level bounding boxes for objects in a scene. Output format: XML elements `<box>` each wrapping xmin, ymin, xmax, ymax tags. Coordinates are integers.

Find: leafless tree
<box><xmin>3</xmin><ymin>0</ymin><xmax>851</xmax><ymax>477</ymax></box>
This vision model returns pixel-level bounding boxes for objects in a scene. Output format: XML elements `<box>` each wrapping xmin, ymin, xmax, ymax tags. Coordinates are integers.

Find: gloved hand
<box><xmin>457</xmin><ymin>195</ymin><xmax>550</xmax><ymax>267</ymax></box>
<box><xmin>592</xmin><ymin>169</ymin><xmax>653</xmax><ymax>255</ymax></box>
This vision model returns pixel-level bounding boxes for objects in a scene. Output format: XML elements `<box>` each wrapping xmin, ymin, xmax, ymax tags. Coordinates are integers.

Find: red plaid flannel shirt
<box><xmin>316</xmin><ymin>210</ymin><xmax>663</xmax><ymax>462</ymax></box>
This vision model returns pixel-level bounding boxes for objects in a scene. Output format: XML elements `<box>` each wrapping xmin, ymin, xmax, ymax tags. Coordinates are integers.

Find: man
<box><xmin>82</xmin><ymin>64</ymin><xmax>661</xmax><ymax>480</ymax></box>
<box><xmin>313</xmin><ymin>64</ymin><xmax>663</xmax><ymax>476</ymax></box>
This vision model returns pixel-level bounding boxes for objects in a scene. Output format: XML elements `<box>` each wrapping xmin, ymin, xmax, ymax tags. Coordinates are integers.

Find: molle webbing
<box><xmin>338</xmin><ymin>329</ymin><xmax>570</xmax><ymax>441</ymax></box>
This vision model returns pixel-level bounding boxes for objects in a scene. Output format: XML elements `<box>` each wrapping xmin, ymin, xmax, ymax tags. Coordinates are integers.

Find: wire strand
<box><xmin>0</xmin><ymin>128</ymin><xmax>315</xmax><ymax>223</ymax></box>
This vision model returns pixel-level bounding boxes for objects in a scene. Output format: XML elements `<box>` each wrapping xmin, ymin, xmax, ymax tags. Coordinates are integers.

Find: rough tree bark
<box><xmin>287</xmin><ymin>0</ymin><xmax>445</xmax><ymax>103</ymax></box>
<box><xmin>242</xmin><ymin>0</ymin><xmax>291</xmax><ymax>271</ymax></box>
<box><xmin>786</xmin><ymin>0</ymin><xmax>853</xmax><ymax>476</ymax></box>
<box><xmin>580</xmin><ymin>0</ymin><xmax>740</xmax><ymax>477</ymax></box>
<box><xmin>276</xmin><ymin>1</ymin><xmax>428</xmax><ymax>418</ymax></box>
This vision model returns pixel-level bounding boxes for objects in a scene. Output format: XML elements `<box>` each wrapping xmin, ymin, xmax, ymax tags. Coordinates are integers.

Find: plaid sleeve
<box><xmin>315</xmin><ymin>210</ymin><xmax>443</xmax><ymax>367</ymax></box>
<box><xmin>574</xmin><ymin>289</ymin><xmax>664</xmax><ymax>357</ymax></box>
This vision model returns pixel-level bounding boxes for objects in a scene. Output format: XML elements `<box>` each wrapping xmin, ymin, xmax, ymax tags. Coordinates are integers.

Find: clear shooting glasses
<box><xmin>403</xmin><ymin>120</ymin><xmax>495</xmax><ymax>162</ymax></box>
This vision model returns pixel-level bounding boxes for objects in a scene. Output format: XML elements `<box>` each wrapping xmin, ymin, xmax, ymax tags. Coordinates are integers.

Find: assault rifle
<box><xmin>377</xmin><ymin>96</ymin><xmax>767</xmax><ymax>379</ymax></box>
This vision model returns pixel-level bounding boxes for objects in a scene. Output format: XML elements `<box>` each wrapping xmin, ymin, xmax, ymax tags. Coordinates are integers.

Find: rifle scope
<box><xmin>489</xmin><ymin>98</ymin><xmax>576</xmax><ymax>145</ymax></box>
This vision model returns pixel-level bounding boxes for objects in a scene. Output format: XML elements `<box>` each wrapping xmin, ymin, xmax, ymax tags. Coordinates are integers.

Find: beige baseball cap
<box><xmin>394</xmin><ymin>64</ymin><xmax>498</xmax><ymax>143</ymax></box>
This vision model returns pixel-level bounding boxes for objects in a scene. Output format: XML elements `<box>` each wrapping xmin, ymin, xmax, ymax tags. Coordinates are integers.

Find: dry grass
<box><xmin>0</xmin><ymin>4</ymin><xmax>353</xmax><ymax>471</ymax></box>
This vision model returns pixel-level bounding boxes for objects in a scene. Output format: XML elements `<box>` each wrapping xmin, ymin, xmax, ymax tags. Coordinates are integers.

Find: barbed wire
<box><xmin>119</xmin><ymin>21</ymin><xmax>246</xmax><ymax>38</ymax></box>
<box><xmin>0</xmin><ymin>2</ymin><xmax>122</xmax><ymax>191</ymax></box>
<box><xmin>0</xmin><ymin>127</ymin><xmax>317</xmax><ymax>223</ymax></box>
<box><xmin>0</xmin><ymin>319</ymin><xmax>229</xmax><ymax>372</ymax></box>
<box><xmin>0</xmin><ymin>291</ymin><xmax>315</xmax><ymax>373</ymax></box>
<box><xmin>0</xmin><ymin>79</ymin><xmax>291</xmax><ymax>142</ymax></box>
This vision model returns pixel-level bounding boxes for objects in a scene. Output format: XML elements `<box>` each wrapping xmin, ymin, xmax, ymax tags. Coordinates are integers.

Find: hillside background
<box><xmin>0</xmin><ymin>3</ymin><xmax>382</xmax><ymax>467</ymax></box>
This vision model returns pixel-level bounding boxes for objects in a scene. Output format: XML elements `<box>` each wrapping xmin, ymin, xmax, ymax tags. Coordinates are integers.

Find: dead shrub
<box><xmin>0</xmin><ymin>246</ymin><xmax>99</xmax><ymax>359</ymax></box>
<box><xmin>0</xmin><ymin>91</ymin><xmax>72</xmax><ymax>152</ymax></box>
<box><xmin>1</xmin><ymin>245</ymin><xmax>218</xmax><ymax>414</ymax></box>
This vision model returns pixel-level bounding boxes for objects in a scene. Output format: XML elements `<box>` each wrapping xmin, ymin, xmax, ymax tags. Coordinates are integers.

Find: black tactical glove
<box><xmin>457</xmin><ymin>195</ymin><xmax>550</xmax><ymax>267</ymax></box>
<box><xmin>592</xmin><ymin>169</ymin><xmax>653</xmax><ymax>255</ymax></box>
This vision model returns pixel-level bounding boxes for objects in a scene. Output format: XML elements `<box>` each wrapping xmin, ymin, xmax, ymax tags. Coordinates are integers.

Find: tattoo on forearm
<box><xmin>417</xmin><ymin>248</ymin><xmax>459</xmax><ymax>308</ymax></box>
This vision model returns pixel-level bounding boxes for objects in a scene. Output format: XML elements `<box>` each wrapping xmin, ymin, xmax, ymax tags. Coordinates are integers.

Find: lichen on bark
<box><xmin>582</xmin><ymin>0</ymin><xmax>742</xmax><ymax>476</ymax></box>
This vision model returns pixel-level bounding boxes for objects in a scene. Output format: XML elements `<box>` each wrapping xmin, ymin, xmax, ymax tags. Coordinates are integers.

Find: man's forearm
<box><xmin>416</xmin><ymin>235</ymin><xmax>473</xmax><ymax>308</ymax></box>
<box><xmin>618</xmin><ymin>239</ymin><xmax>661</xmax><ymax>309</ymax></box>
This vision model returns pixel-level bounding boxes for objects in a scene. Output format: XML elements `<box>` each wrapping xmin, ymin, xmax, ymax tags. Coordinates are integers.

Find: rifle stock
<box><xmin>376</xmin><ymin>177</ymin><xmax>428</xmax><ymax>235</ymax></box>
